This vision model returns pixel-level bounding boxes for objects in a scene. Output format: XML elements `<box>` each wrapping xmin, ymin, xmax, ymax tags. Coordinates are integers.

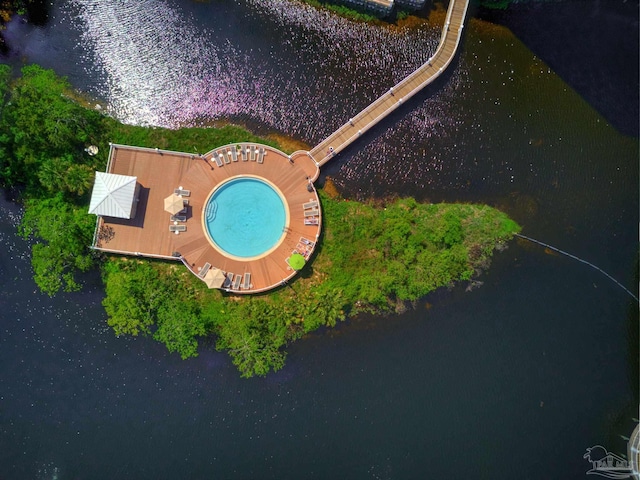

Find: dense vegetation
<box><xmin>0</xmin><ymin>64</ymin><xmax>105</xmax><ymax>293</ymax></box>
<box><xmin>299</xmin><ymin>0</ymin><xmax>380</xmax><ymax>22</ymax></box>
<box><xmin>0</xmin><ymin>0</ymin><xmax>40</xmax><ymax>20</ymax></box>
<box><xmin>100</xmin><ymin>194</ymin><xmax>518</xmax><ymax>377</ymax></box>
<box><xmin>477</xmin><ymin>0</ymin><xmax>514</xmax><ymax>10</ymax></box>
<box><xmin>0</xmin><ymin>64</ymin><xmax>272</xmax><ymax>294</ymax></box>
<box><xmin>299</xmin><ymin>0</ymin><xmax>514</xmax><ymax>23</ymax></box>
<box><xmin>0</xmin><ymin>64</ymin><xmax>520</xmax><ymax>377</ymax></box>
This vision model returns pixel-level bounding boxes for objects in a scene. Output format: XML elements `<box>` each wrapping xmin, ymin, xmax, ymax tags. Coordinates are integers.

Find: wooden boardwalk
<box><xmin>308</xmin><ymin>0</ymin><xmax>470</xmax><ymax>167</ymax></box>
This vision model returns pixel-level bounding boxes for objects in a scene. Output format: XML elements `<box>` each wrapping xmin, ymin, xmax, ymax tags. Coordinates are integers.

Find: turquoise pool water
<box><xmin>204</xmin><ymin>178</ymin><xmax>286</xmax><ymax>258</ymax></box>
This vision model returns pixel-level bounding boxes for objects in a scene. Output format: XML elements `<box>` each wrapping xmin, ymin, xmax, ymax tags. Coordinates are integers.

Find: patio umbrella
<box><xmin>203</xmin><ymin>268</ymin><xmax>226</xmax><ymax>289</ymax></box>
<box><xmin>289</xmin><ymin>253</ymin><xmax>306</xmax><ymax>271</ymax></box>
<box><xmin>164</xmin><ymin>193</ymin><xmax>184</xmax><ymax>214</ymax></box>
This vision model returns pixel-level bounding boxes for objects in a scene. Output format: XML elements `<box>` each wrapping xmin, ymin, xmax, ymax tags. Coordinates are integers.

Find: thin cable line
<box><xmin>515</xmin><ymin>233</ymin><xmax>639</xmax><ymax>304</ymax></box>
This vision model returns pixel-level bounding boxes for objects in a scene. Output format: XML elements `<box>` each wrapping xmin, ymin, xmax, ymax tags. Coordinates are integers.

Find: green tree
<box><xmin>0</xmin><ymin>64</ymin><xmax>104</xmax><ymax>193</ymax></box>
<box><xmin>215</xmin><ymin>301</ymin><xmax>287</xmax><ymax>378</ymax></box>
<box><xmin>103</xmin><ymin>260</ymin><xmax>211</xmax><ymax>358</ymax></box>
<box><xmin>0</xmin><ymin>64</ymin><xmax>14</xmax><ymax>173</ymax></box>
<box><xmin>37</xmin><ymin>154</ymin><xmax>95</xmax><ymax>196</ymax></box>
<box><xmin>102</xmin><ymin>260</ymin><xmax>163</xmax><ymax>336</ymax></box>
<box><xmin>153</xmin><ymin>299</ymin><xmax>206</xmax><ymax>359</ymax></box>
<box><xmin>0</xmin><ymin>64</ymin><xmax>12</xmax><ymax>105</ymax></box>
<box><xmin>18</xmin><ymin>194</ymin><xmax>96</xmax><ymax>295</ymax></box>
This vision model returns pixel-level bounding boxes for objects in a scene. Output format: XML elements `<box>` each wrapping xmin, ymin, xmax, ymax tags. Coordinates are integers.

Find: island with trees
<box><xmin>0</xmin><ymin>64</ymin><xmax>520</xmax><ymax>377</ymax></box>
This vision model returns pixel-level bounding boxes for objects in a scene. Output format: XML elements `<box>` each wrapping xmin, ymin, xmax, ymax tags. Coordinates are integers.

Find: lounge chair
<box><xmin>257</xmin><ymin>147</ymin><xmax>265</xmax><ymax>164</ymax></box>
<box><xmin>233</xmin><ymin>274</ymin><xmax>242</xmax><ymax>290</ymax></box>
<box><xmin>223</xmin><ymin>272</ymin><xmax>233</xmax><ymax>288</ymax></box>
<box><xmin>250</xmin><ymin>145</ymin><xmax>256</xmax><ymax>161</ymax></box>
<box><xmin>170</xmin><ymin>214</ymin><xmax>186</xmax><ymax>222</ymax></box>
<box><xmin>174</xmin><ymin>188</ymin><xmax>191</xmax><ymax>197</ymax></box>
<box><xmin>304</xmin><ymin>217</ymin><xmax>319</xmax><ymax>225</ymax></box>
<box><xmin>231</xmin><ymin>148</ymin><xmax>238</xmax><ymax>162</ymax></box>
<box><xmin>169</xmin><ymin>224</ymin><xmax>187</xmax><ymax>233</ymax></box>
<box><xmin>241</xmin><ymin>144</ymin><xmax>248</xmax><ymax>161</ymax></box>
<box><xmin>299</xmin><ymin>242</ymin><xmax>314</xmax><ymax>256</ymax></box>
<box><xmin>303</xmin><ymin>201</ymin><xmax>318</xmax><ymax>210</ymax></box>
<box><xmin>243</xmin><ymin>272</ymin><xmax>251</xmax><ymax>290</ymax></box>
<box><xmin>214</xmin><ymin>152</ymin><xmax>223</xmax><ymax>167</ymax></box>
<box><xmin>300</xmin><ymin>237</ymin><xmax>315</xmax><ymax>246</ymax></box>
<box><xmin>304</xmin><ymin>209</ymin><xmax>319</xmax><ymax>217</ymax></box>
<box><xmin>296</xmin><ymin>244</ymin><xmax>312</xmax><ymax>259</ymax></box>
<box><xmin>198</xmin><ymin>262</ymin><xmax>211</xmax><ymax>278</ymax></box>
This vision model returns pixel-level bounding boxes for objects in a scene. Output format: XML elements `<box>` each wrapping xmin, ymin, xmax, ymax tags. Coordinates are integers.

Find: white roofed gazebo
<box><xmin>88</xmin><ymin>172</ymin><xmax>139</xmax><ymax>219</ymax></box>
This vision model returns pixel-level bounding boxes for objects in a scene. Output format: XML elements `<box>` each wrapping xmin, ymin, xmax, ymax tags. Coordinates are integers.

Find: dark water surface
<box><xmin>482</xmin><ymin>0</ymin><xmax>640</xmax><ymax>137</ymax></box>
<box><xmin>0</xmin><ymin>1</ymin><xmax>637</xmax><ymax>479</ymax></box>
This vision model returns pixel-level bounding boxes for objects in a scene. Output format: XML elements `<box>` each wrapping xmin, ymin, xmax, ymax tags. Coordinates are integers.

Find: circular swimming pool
<box><xmin>203</xmin><ymin>177</ymin><xmax>288</xmax><ymax>259</ymax></box>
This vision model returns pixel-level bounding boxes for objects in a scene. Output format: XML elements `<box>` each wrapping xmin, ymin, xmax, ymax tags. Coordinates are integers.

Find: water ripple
<box><xmin>65</xmin><ymin>0</ymin><xmax>448</xmax><ymax>145</ymax></box>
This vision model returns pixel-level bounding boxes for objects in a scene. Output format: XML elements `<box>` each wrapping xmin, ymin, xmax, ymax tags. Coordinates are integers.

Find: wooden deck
<box><xmin>93</xmin><ymin>144</ymin><xmax>320</xmax><ymax>294</ymax></box>
<box><xmin>308</xmin><ymin>0</ymin><xmax>470</xmax><ymax>166</ymax></box>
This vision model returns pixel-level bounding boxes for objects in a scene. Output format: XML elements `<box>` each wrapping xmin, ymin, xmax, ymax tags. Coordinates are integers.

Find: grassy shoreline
<box><xmin>297</xmin><ymin>0</ymin><xmax>382</xmax><ymax>23</ymax></box>
<box><xmin>1</xmin><ymin>64</ymin><xmax>520</xmax><ymax>378</ymax></box>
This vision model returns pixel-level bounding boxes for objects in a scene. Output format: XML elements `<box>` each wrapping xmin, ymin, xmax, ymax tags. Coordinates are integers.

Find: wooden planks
<box><xmin>94</xmin><ymin>144</ymin><xmax>321</xmax><ymax>293</ymax></box>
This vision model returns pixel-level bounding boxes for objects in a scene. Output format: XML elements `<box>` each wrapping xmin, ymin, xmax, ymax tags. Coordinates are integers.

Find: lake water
<box><xmin>0</xmin><ymin>1</ymin><xmax>637</xmax><ymax>479</ymax></box>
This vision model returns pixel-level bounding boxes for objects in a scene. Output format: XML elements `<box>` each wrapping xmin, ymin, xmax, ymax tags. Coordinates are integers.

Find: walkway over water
<box><xmin>308</xmin><ymin>0</ymin><xmax>470</xmax><ymax>167</ymax></box>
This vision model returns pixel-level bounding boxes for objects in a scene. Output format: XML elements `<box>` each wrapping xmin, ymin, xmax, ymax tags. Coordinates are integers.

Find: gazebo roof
<box><xmin>88</xmin><ymin>172</ymin><xmax>138</xmax><ymax>219</ymax></box>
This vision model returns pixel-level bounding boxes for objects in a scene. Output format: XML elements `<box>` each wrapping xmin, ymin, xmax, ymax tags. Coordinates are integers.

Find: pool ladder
<box><xmin>205</xmin><ymin>201</ymin><xmax>217</xmax><ymax>222</ymax></box>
